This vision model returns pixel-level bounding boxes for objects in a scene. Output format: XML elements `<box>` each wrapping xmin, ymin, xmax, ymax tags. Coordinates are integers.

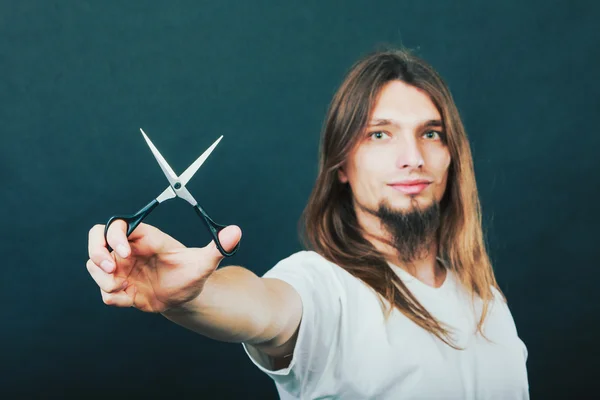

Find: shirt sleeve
<box><xmin>241</xmin><ymin>250</ymin><xmax>344</xmax><ymax>397</ymax></box>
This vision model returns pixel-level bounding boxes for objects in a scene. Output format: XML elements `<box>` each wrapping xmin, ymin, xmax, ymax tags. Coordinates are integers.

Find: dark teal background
<box><xmin>1</xmin><ymin>0</ymin><xmax>598</xmax><ymax>398</ymax></box>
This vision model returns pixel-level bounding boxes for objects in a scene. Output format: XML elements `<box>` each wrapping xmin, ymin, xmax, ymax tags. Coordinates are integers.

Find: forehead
<box><xmin>371</xmin><ymin>80</ymin><xmax>441</xmax><ymax>123</ymax></box>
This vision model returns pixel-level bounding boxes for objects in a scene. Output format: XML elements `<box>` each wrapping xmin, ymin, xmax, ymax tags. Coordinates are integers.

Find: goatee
<box><xmin>375</xmin><ymin>198</ymin><xmax>441</xmax><ymax>265</ymax></box>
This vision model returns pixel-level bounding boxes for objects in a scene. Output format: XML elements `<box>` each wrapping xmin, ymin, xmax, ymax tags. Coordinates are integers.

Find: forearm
<box><xmin>161</xmin><ymin>266</ymin><xmax>276</xmax><ymax>345</ymax></box>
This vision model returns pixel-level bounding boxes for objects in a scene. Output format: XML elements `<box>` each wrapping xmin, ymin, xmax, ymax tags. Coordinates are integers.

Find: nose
<box><xmin>395</xmin><ymin>135</ymin><xmax>424</xmax><ymax>169</ymax></box>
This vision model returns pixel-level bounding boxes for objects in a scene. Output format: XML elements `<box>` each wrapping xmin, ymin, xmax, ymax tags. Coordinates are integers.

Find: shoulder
<box><xmin>485</xmin><ymin>285</ymin><xmax>512</xmax><ymax>321</ymax></box>
<box><xmin>276</xmin><ymin>249</ymin><xmax>334</xmax><ymax>266</ymax></box>
<box><xmin>485</xmin><ymin>284</ymin><xmax>520</xmax><ymax>334</ymax></box>
<box><xmin>490</xmin><ymin>285</ymin><xmax>507</xmax><ymax>304</ymax></box>
<box><xmin>262</xmin><ymin>250</ymin><xmax>347</xmax><ymax>298</ymax></box>
<box><xmin>265</xmin><ymin>250</ymin><xmax>339</xmax><ymax>278</ymax></box>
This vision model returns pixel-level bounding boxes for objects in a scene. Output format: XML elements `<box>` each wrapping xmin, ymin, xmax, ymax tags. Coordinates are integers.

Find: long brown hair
<box><xmin>300</xmin><ymin>48</ymin><xmax>502</xmax><ymax>349</ymax></box>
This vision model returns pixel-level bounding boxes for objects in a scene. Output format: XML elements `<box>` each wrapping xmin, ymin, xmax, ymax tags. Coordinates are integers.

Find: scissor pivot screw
<box><xmin>174</xmin><ymin>182</ymin><xmax>182</xmax><ymax>189</ymax></box>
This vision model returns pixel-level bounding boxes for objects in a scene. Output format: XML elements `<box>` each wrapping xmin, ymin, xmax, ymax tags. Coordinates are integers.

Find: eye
<box><xmin>423</xmin><ymin>130</ymin><xmax>443</xmax><ymax>140</ymax></box>
<box><xmin>369</xmin><ymin>131</ymin><xmax>390</xmax><ymax>140</ymax></box>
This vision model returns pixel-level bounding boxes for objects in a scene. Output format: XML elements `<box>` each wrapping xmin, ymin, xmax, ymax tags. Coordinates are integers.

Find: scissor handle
<box><xmin>194</xmin><ymin>204</ymin><xmax>240</xmax><ymax>257</ymax></box>
<box><xmin>104</xmin><ymin>199</ymin><xmax>159</xmax><ymax>253</ymax></box>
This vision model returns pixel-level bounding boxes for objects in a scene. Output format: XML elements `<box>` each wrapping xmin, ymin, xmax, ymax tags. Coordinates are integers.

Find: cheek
<box><xmin>434</xmin><ymin>149</ymin><xmax>451</xmax><ymax>180</ymax></box>
<box><xmin>429</xmin><ymin>150</ymin><xmax>451</xmax><ymax>198</ymax></box>
<box><xmin>440</xmin><ymin>156</ymin><xmax>452</xmax><ymax>193</ymax></box>
<box><xmin>442</xmin><ymin>156</ymin><xmax>451</xmax><ymax>180</ymax></box>
<box><xmin>350</xmin><ymin>150</ymin><xmax>372</xmax><ymax>180</ymax></box>
<box><xmin>348</xmin><ymin>152</ymin><xmax>385</xmax><ymax>197</ymax></box>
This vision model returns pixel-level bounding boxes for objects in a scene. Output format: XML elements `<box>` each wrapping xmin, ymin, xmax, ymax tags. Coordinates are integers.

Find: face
<box><xmin>338</xmin><ymin>80</ymin><xmax>451</xmax><ymax>218</ymax></box>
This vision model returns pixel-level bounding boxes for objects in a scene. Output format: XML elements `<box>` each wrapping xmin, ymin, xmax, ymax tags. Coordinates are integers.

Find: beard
<box><xmin>359</xmin><ymin>196</ymin><xmax>441</xmax><ymax>265</ymax></box>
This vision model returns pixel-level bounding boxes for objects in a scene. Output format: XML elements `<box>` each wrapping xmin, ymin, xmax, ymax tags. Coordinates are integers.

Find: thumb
<box><xmin>204</xmin><ymin>225</ymin><xmax>242</xmax><ymax>265</ymax></box>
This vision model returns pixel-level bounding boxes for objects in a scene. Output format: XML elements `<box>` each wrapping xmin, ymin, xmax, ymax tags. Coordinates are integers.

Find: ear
<box><xmin>337</xmin><ymin>167</ymin><xmax>348</xmax><ymax>184</ymax></box>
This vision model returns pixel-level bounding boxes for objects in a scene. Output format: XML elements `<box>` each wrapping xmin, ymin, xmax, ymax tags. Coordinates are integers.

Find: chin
<box><xmin>391</xmin><ymin>195</ymin><xmax>433</xmax><ymax>210</ymax></box>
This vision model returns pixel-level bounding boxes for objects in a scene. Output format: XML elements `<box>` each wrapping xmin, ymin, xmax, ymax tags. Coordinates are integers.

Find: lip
<box><xmin>389</xmin><ymin>180</ymin><xmax>431</xmax><ymax>194</ymax></box>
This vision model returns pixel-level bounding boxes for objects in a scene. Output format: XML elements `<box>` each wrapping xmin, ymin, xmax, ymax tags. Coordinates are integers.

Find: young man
<box><xmin>87</xmin><ymin>48</ymin><xmax>529</xmax><ymax>399</ymax></box>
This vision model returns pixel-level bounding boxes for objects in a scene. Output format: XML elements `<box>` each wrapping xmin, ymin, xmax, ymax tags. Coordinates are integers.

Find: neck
<box><xmin>374</xmin><ymin>233</ymin><xmax>445</xmax><ymax>288</ymax></box>
<box><xmin>388</xmin><ymin>242</ymin><xmax>446</xmax><ymax>288</ymax></box>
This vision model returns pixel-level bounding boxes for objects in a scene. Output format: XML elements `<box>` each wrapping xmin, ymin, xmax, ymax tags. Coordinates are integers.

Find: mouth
<box><xmin>388</xmin><ymin>182</ymin><xmax>431</xmax><ymax>195</ymax></box>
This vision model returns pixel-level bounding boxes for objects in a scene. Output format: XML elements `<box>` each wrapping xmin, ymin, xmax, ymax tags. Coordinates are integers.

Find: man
<box><xmin>87</xmin><ymin>48</ymin><xmax>529</xmax><ymax>399</ymax></box>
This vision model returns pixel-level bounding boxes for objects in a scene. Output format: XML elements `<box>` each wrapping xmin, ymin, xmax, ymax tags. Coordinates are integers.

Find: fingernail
<box><xmin>101</xmin><ymin>260</ymin><xmax>115</xmax><ymax>272</ymax></box>
<box><xmin>116</xmin><ymin>244</ymin><xmax>129</xmax><ymax>258</ymax></box>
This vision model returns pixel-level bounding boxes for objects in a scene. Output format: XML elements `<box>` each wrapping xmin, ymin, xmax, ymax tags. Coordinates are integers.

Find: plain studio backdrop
<box><xmin>1</xmin><ymin>1</ymin><xmax>598</xmax><ymax>398</ymax></box>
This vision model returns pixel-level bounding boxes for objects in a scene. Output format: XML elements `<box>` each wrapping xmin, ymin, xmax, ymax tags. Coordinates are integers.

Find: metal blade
<box><xmin>179</xmin><ymin>135</ymin><xmax>223</xmax><ymax>186</ymax></box>
<box><xmin>156</xmin><ymin>186</ymin><xmax>177</xmax><ymax>203</ymax></box>
<box><xmin>140</xmin><ymin>128</ymin><xmax>179</xmax><ymax>186</ymax></box>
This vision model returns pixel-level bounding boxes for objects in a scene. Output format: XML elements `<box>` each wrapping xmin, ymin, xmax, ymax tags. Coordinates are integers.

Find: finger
<box><xmin>204</xmin><ymin>225</ymin><xmax>242</xmax><ymax>266</ymax></box>
<box><xmin>105</xmin><ymin>219</ymin><xmax>131</xmax><ymax>259</ymax></box>
<box><xmin>86</xmin><ymin>259</ymin><xmax>130</xmax><ymax>293</ymax></box>
<box><xmin>88</xmin><ymin>224</ymin><xmax>117</xmax><ymax>273</ymax></box>
<box><xmin>100</xmin><ymin>286</ymin><xmax>135</xmax><ymax>308</ymax></box>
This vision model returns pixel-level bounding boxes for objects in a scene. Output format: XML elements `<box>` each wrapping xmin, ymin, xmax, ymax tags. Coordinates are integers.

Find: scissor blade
<box><xmin>179</xmin><ymin>135</ymin><xmax>224</xmax><ymax>186</ymax></box>
<box><xmin>156</xmin><ymin>186</ymin><xmax>177</xmax><ymax>203</ymax></box>
<box><xmin>140</xmin><ymin>128</ymin><xmax>179</xmax><ymax>186</ymax></box>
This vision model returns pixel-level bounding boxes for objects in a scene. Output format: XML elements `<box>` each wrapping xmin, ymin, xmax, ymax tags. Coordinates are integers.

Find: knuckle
<box><xmin>107</xmin><ymin>282</ymin><xmax>122</xmax><ymax>294</ymax></box>
<box><xmin>90</xmin><ymin>250</ymin><xmax>106</xmax><ymax>263</ymax></box>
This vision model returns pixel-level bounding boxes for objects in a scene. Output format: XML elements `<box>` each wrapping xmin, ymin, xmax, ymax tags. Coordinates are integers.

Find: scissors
<box><xmin>104</xmin><ymin>128</ymin><xmax>239</xmax><ymax>257</ymax></box>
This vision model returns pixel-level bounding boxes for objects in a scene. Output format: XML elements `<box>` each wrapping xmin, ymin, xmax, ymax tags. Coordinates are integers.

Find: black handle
<box><xmin>194</xmin><ymin>204</ymin><xmax>240</xmax><ymax>257</ymax></box>
<box><xmin>104</xmin><ymin>199</ymin><xmax>159</xmax><ymax>253</ymax></box>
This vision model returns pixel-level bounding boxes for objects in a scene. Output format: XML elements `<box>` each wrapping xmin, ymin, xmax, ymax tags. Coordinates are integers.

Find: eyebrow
<box><xmin>367</xmin><ymin>118</ymin><xmax>443</xmax><ymax>129</ymax></box>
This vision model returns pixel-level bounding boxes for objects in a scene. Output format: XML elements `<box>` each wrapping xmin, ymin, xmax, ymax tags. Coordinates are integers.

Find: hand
<box><xmin>86</xmin><ymin>221</ymin><xmax>242</xmax><ymax>313</ymax></box>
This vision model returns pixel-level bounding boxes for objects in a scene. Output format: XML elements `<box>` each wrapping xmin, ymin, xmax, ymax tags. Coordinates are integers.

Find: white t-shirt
<box><xmin>243</xmin><ymin>250</ymin><xmax>529</xmax><ymax>399</ymax></box>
